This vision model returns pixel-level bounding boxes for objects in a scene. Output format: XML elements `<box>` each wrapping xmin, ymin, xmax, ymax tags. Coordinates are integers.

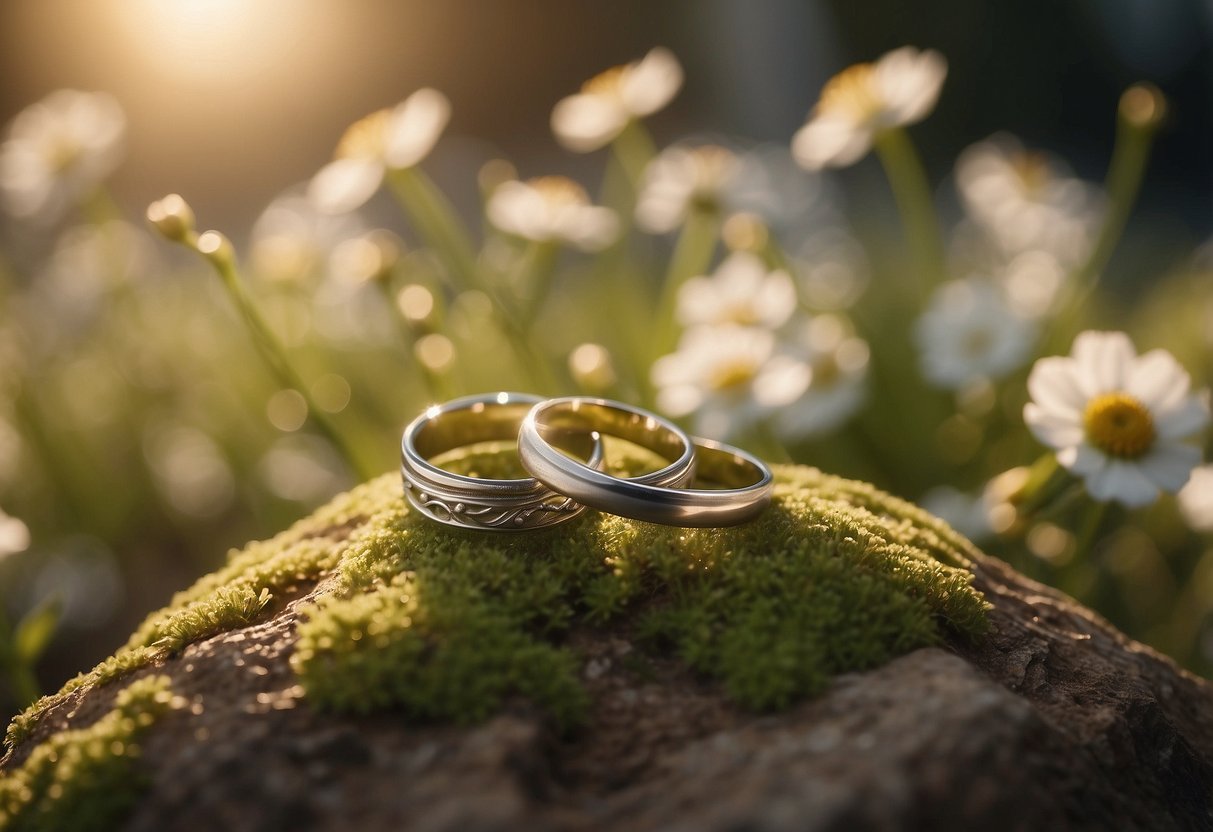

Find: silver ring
<box><xmin>401</xmin><ymin>392</ymin><xmax>604</xmax><ymax>531</ymax></box>
<box><xmin>518</xmin><ymin>398</ymin><xmax>771</xmax><ymax>527</ymax></box>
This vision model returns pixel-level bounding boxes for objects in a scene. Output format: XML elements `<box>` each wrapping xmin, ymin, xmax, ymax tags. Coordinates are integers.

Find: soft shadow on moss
<box><xmin>0</xmin><ymin>675</ymin><xmax>182</xmax><ymax>831</ymax></box>
<box><xmin>6</xmin><ymin>443</ymin><xmax>989</xmax><ymax>751</ymax></box>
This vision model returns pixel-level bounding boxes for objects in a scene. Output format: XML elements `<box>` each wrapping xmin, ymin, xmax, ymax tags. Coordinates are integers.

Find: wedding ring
<box><xmin>401</xmin><ymin>392</ymin><xmax>604</xmax><ymax>531</ymax></box>
<box><xmin>518</xmin><ymin>398</ymin><xmax>772</xmax><ymax>527</ymax></box>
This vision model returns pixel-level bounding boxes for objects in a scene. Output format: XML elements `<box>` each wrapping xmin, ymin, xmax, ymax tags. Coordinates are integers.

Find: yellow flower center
<box><xmin>1082</xmin><ymin>392</ymin><xmax>1155</xmax><ymax>458</ymax></box>
<box><xmin>812</xmin><ymin>355</ymin><xmax>841</xmax><ymax>388</ymax></box>
<box><xmin>708</xmin><ymin>358</ymin><xmax>757</xmax><ymax>392</ymax></box>
<box><xmin>817</xmin><ymin>63</ymin><xmax>882</xmax><ymax>122</ymax></box>
<box><xmin>43</xmin><ymin>134</ymin><xmax>83</xmax><ymax>173</ymax></box>
<box><xmin>582</xmin><ymin>65</ymin><xmax>627</xmax><ymax>98</ymax></box>
<box><xmin>529</xmin><ymin>176</ymin><xmax>588</xmax><ymax>206</ymax></box>
<box><xmin>336</xmin><ymin>109</ymin><xmax>391</xmax><ymax>160</ymax></box>
<box><xmin>1011</xmin><ymin>151</ymin><xmax>1051</xmax><ymax>198</ymax></box>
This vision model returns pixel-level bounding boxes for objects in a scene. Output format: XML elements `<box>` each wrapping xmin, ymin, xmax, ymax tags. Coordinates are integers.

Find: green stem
<box><xmin>0</xmin><ymin>608</ymin><xmax>40</xmax><ymax>708</ymax></box>
<box><xmin>1042</xmin><ymin>104</ymin><xmax>1160</xmax><ymax>355</ymax></box>
<box><xmin>610</xmin><ymin>121</ymin><xmax>657</xmax><ymax>192</ymax></box>
<box><xmin>514</xmin><ymin>241</ymin><xmax>560</xmax><ymax>329</ymax></box>
<box><xmin>207</xmin><ymin>256</ymin><xmax>376</xmax><ymax>482</ymax></box>
<box><xmin>872</xmin><ymin>128</ymin><xmax>945</xmax><ymax>295</ymax></box>
<box><xmin>654</xmin><ymin>208</ymin><xmax>719</xmax><ymax>357</ymax></box>
<box><xmin>386</xmin><ymin>167</ymin><xmax>480</xmax><ymax>292</ymax></box>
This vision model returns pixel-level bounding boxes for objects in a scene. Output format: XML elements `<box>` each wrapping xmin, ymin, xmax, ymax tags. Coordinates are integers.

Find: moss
<box><xmin>0</xmin><ymin>675</ymin><xmax>182</xmax><ymax>832</ymax></box>
<box><xmin>7</xmin><ymin>445</ymin><xmax>990</xmax><ymax>751</ymax></box>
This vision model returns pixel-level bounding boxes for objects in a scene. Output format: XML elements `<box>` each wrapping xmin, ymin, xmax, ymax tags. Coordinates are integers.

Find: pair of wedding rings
<box><xmin>400</xmin><ymin>392</ymin><xmax>773</xmax><ymax>532</ymax></box>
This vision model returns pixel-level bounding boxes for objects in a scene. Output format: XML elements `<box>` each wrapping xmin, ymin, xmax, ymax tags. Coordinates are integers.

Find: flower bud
<box><xmin>568</xmin><ymin>343</ymin><xmax>617</xmax><ymax>393</ymax></box>
<box><xmin>146</xmin><ymin>194</ymin><xmax>196</xmax><ymax>243</ymax></box>
<box><xmin>1119</xmin><ymin>83</ymin><xmax>1166</xmax><ymax>131</ymax></box>
<box><xmin>196</xmin><ymin>230</ymin><xmax>235</xmax><ymax>268</ymax></box>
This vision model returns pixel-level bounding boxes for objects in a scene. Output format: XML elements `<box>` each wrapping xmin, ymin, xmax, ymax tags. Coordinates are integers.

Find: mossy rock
<box><xmin>7</xmin><ymin>448</ymin><xmax>1208</xmax><ymax>830</ymax></box>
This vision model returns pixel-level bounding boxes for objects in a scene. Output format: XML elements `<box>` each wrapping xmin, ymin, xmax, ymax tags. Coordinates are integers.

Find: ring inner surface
<box><xmin>416</xmin><ymin>405</ymin><xmax>595</xmax><ymax>470</ymax></box>
<box><xmin>536</xmin><ymin>402</ymin><xmax>685</xmax><ymax>463</ymax></box>
<box><xmin>692</xmin><ymin>445</ymin><xmax>763</xmax><ymax>489</ymax></box>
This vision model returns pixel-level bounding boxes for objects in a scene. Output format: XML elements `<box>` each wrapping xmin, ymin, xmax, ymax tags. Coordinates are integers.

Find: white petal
<box><xmin>874</xmin><ymin>47</ymin><xmax>947</xmax><ymax>125</ymax></box>
<box><xmin>551</xmin><ymin>94</ymin><xmax>628</xmax><ymax>153</ymax></box>
<box><xmin>1083</xmin><ymin>459</ymin><xmax>1159</xmax><ymax>507</ymax></box>
<box><xmin>791</xmin><ymin>116</ymin><xmax>872</xmax><ymax>170</ymax></box>
<box><xmin>1124</xmin><ymin>348</ymin><xmax>1191</xmax><ymax>411</ymax></box>
<box><xmin>1057</xmin><ymin>442</ymin><xmax>1106</xmax><ymax>477</ymax></box>
<box><xmin>308</xmin><ymin>158</ymin><xmax>384</xmax><ymax>214</ymax></box>
<box><xmin>753</xmin><ymin>355</ymin><xmax>811</xmax><ymax>407</ymax></box>
<box><xmin>655</xmin><ymin>383</ymin><xmax>702</xmax><ymax>418</ymax></box>
<box><xmin>619</xmin><ymin>47</ymin><xmax>683</xmax><ymax>117</ymax></box>
<box><xmin>1026</xmin><ymin>357</ymin><xmax>1086</xmax><ymax>417</ymax></box>
<box><xmin>1137</xmin><ymin>442</ymin><xmax>1202</xmax><ymax>492</ymax></box>
<box><xmin>562</xmin><ymin>206</ymin><xmax>620</xmax><ymax>251</ymax></box>
<box><xmin>1024</xmin><ymin>402</ymin><xmax>1083</xmax><ymax>450</ymax></box>
<box><xmin>1154</xmin><ymin>395</ymin><xmax>1211</xmax><ymax>440</ymax></box>
<box><xmin>1070</xmin><ymin>330</ymin><xmax>1135</xmax><ymax>396</ymax></box>
<box><xmin>383</xmin><ymin>88</ymin><xmax>450</xmax><ymax>169</ymax></box>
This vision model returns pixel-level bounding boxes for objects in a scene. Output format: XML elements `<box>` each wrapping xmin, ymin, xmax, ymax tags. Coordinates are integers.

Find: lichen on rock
<box><xmin>5</xmin><ymin>445</ymin><xmax>988</xmax><ymax>753</ymax></box>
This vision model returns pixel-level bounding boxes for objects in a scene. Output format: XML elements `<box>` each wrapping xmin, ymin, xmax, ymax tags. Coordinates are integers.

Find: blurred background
<box><xmin>0</xmin><ymin>0</ymin><xmax>1210</xmax><ymax>719</ymax></box>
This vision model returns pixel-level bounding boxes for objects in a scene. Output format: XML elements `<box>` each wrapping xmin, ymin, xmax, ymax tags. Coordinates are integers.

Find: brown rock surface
<box><xmin>5</xmin><ymin>531</ymin><xmax>1213</xmax><ymax>831</ymax></box>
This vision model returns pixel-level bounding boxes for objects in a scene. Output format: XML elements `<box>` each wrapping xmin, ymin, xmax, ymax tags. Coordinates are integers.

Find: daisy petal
<box><xmin>1125</xmin><ymin>348</ymin><xmax>1190</xmax><ymax>411</ymax></box>
<box><xmin>1084</xmin><ymin>459</ymin><xmax>1159</xmax><ymax>507</ymax></box>
<box><xmin>551</xmin><ymin>95</ymin><xmax>628</xmax><ymax>153</ymax></box>
<box><xmin>1024</xmin><ymin>402</ymin><xmax>1084</xmax><ymax>450</ymax></box>
<box><xmin>1071</xmin><ymin>330</ymin><xmax>1135</xmax><ymax>395</ymax></box>
<box><xmin>384</xmin><ymin>88</ymin><xmax>450</xmax><ymax>169</ymax></box>
<box><xmin>1056</xmin><ymin>442</ymin><xmax>1106</xmax><ymax>477</ymax></box>
<box><xmin>1138</xmin><ymin>442</ymin><xmax>1202</xmax><ymax>492</ymax></box>
<box><xmin>620</xmin><ymin>47</ymin><xmax>684</xmax><ymax>117</ymax></box>
<box><xmin>1027</xmin><ymin>356</ymin><xmax>1086</xmax><ymax>416</ymax></box>
<box><xmin>1155</xmin><ymin>395</ymin><xmax>1211</xmax><ymax>440</ymax></box>
<box><xmin>308</xmin><ymin>158</ymin><xmax>384</xmax><ymax>214</ymax></box>
<box><xmin>792</xmin><ymin>116</ymin><xmax>872</xmax><ymax>170</ymax></box>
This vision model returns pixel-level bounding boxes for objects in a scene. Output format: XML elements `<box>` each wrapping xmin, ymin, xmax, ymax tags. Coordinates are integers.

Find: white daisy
<box><xmin>1177</xmin><ymin>464</ymin><xmax>1213</xmax><ymax>532</ymax></box>
<box><xmin>251</xmin><ymin>190</ymin><xmax>367</xmax><ymax>282</ymax></box>
<box><xmin>792</xmin><ymin>47</ymin><xmax>946</xmax><ymax>171</ymax></box>
<box><xmin>676</xmin><ymin>251</ymin><xmax>797</xmax><ymax>329</ymax></box>
<box><xmin>955</xmin><ymin>134</ymin><xmax>1103</xmax><ymax>266</ymax></box>
<box><xmin>486</xmin><ymin>176</ymin><xmax>619</xmax><ymax>252</ymax></box>
<box><xmin>0</xmin><ymin>507</ymin><xmax>30</xmax><ymax>561</ymax></box>
<box><xmin>919</xmin><ymin>486</ymin><xmax>992</xmax><ymax>543</ymax></box>
<box><xmin>652</xmin><ymin>323</ymin><xmax>811</xmax><ymax>440</ymax></box>
<box><xmin>551</xmin><ymin>47</ymin><xmax>683</xmax><ymax>153</ymax></box>
<box><xmin>308</xmin><ymin>88</ymin><xmax>450</xmax><ymax>214</ymax></box>
<box><xmin>774</xmin><ymin>314</ymin><xmax>869</xmax><ymax>439</ymax></box>
<box><xmin>636</xmin><ymin>144</ymin><xmax>739</xmax><ymax>233</ymax></box>
<box><xmin>915</xmin><ymin>279</ymin><xmax>1036</xmax><ymax>390</ymax></box>
<box><xmin>1024</xmin><ymin>331</ymin><xmax>1210</xmax><ymax>508</ymax></box>
<box><xmin>0</xmin><ymin>90</ymin><xmax>126</xmax><ymax>222</ymax></box>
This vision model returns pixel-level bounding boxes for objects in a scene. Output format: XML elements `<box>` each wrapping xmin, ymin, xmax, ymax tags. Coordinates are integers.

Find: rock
<box><xmin>2</xmin><ymin>465</ymin><xmax>1212</xmax><ymax>831</ymax></box>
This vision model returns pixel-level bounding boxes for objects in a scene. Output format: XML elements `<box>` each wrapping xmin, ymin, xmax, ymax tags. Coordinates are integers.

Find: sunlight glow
<box><xmin>117</xmin><ymin>0</ymin><xmax>314</xmax><ymax>82</ymax></box>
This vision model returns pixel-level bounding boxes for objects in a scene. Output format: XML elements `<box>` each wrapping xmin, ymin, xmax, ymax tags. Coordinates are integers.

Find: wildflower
<box><xmin>920</xmin><ymin>486</ymin><xmax>992</xmax><ymax>543</ymax></box>
<box><xmin>774</xmin><ymin>314</ymin><xmax>869</xmax><ymax>439</ymax></box>
<box><xmin>0</xmin><ymin>507</ymin><xmax>30</xmax><ymax>561</ymax></box>
<box><xmin>486</xmin><ymin>176</ymin><xmax>619</xmax><ymax>251</ymax></box>
<box><xmin>1024</xmin><ymin>331</ymin><xmax>1210</xmax><ymax>508</ymax></box>
<box><xmin>0</xmin><ymin>90</ymin><xmax>126</xmax><ymax>221</ymax></box>
<box><xmin>551</xmin><ymin>47</ymin><xmax>683</xmax><ymax>152</ymax></box>
<box><xmin>676</xmin><ymin>251</ymin><xmax>797</xmax><ymax>329</ymax></box>
<box><xmin>251</xmin><ymin>190</ymin><xmax>366</xmax><ymax>282</ymax></box>
<box><xmin>652</xmin><ymin>323</ymin><xmax>810</xmax><ymax>440</ymax></box>
<box><xmin>915</xmin><ymin>279</ymin><xmax>1036</xmax><ymax>390</ymax></box>
<box><xmin>955</xmin><ymin>134</ymin><xmax>1103</xmax><ymax>266</ymax></box>
<box><xmin>309</xmin><ymin>88</ymin><xmax>450</xmax><ymax>214</ymax></box>
<box><xmin>1177</xmin><ymin>465</ymin><xmax>1213</xmax><ymax>532</ymax></box>
<box><xmin>636</xmin><ymin>144</ymin><xmax>739</xmax><ymax>233</ymax></box>
<box><xmin>792</xmin><ymin>47</ymin><xmax>946</xmax><ymax>170</ymax></box>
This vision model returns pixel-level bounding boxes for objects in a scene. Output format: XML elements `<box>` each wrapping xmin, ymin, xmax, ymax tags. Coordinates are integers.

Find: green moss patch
<box><xmin>0</xmin><ymin>675</ymin><xmax>182</xmax><ymax>832</ymax></box>
<box><xmin>7</xmin><ymin>448</ymin><xmax>989</xmax><ymax>752</ymax></box>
